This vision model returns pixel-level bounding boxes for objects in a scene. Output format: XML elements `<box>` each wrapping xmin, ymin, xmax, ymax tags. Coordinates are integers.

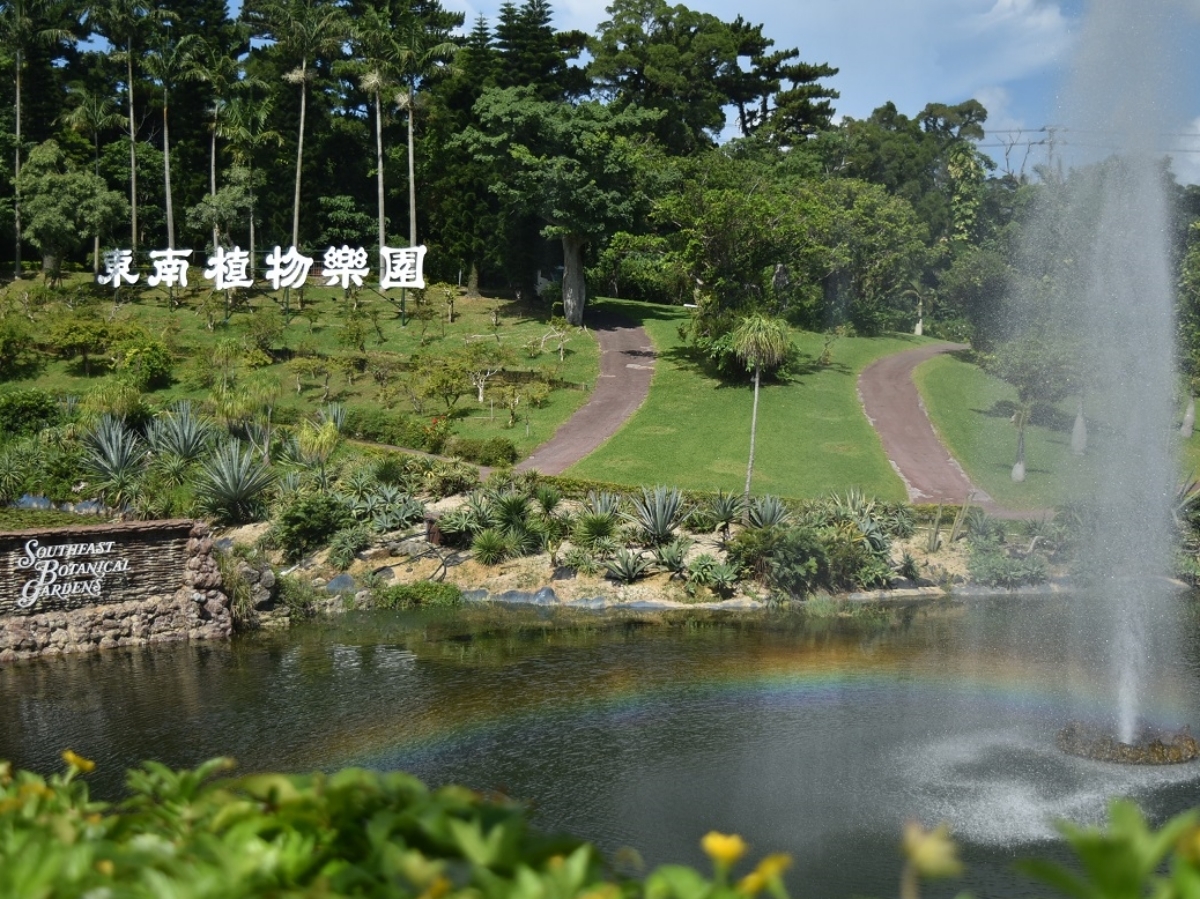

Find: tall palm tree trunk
<box><xmin>126</xmin><ymin>53</ymin><xmax>138</xmax><ymax>252</ymax></box>
<box><xmin>406</xmin><ymin>89</ymin><xmax>416</xmax><ymax>247</ymax></box>
<box><xmin>291</xmin><ymin>59</ymin><xmax>307</xmax><ymax>250</ymax></box>
<box><xmin>209</xmin><ymin>126</ymin><xmax>219</xmax><ymax>251</ymax></box>
<box><xmin>162</xmin><ymin>88</ymin><xmax>175</xmax><ymax>248</ymax></box>
<box><xmin>13</xmin><ymin>51</ymin><xmax>22</xmax><ymax>278</ymax></box>
<box><xmin>374</xmin><ymin>89</ymin><xmax>385</xmax><ymax>251</ymax></box>
<box><xmin>743</xmin><ymin>364</ymin><xmax>761</xmax><ymax>510</ymax></box>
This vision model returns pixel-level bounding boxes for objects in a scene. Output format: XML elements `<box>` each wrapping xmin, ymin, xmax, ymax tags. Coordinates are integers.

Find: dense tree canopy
<box><xmin>2</xmin><ymin>0</ymin><xmax>1199</xmax><ymax>347</ymax></box>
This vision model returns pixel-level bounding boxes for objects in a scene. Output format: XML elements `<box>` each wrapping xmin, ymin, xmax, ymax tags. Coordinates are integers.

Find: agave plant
<box><xmin>146</xmin><ymin>401</ymin><xmax>215</xmax><ymax>462</ymax></box>
<box><xmin>707</xmin><ymin>490</ymin><xmax>745</xmax><ymax>539</ymax></box>
<box><xmin>318</xmin><ymin>402</ymin><xmax>347</xmax><ymax>432</ymax></box>
<box><xmin>0</xmin><ymin>445</ymin><xmax>29</xmax><ymax>502</ymax></box>
<box><xmin>654</xmin><ymin>537</ymin><xmax>692</xmax><ymax>577</ymax></box>
<box><xmin>84</xmin><ymin>415</ymin><xmax>146</xmax><ymax>509</ymax></box>
<box><xmin>604</xmin><ymin>548</ymin><xmax>652</xmax><ymax>584</ymax></box>
<box><xmin>339</xmin><ymin>467</ymin><xmax>379</xmax><ymax>504</ymax></box>
<box><xmin>628</xmin><ymin>485</ymin><xmax>686</xmax><ymax>545</ymax></box>
<box><xmin>748</xmin><ymin>494</ymin><xmax>791</xmax><ymax>529</ymax></box>
<box><xmin>584</xmin><ymin>490</ymin><xmax>622</xmax><ymax>516</ymax></box>
<box><xmin>194</xmin><ymin>440</ymin><xmax>275</xmax><ymax>524</ymax></box>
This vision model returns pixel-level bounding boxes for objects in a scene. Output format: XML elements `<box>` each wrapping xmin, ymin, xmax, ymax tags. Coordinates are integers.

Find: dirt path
<box><xmin>516</xmin><ymin>310</ymin><xmax>654</xmax><ymax>475</ymax></box>
<box><xmin>858</xmin><ymin>342</ymin><xmax>1009</xmax><ymax>513</ymax></box>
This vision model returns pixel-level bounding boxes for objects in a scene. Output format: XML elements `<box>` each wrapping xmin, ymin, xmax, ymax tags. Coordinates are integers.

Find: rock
<box><xmin>326</xmin><ymin>573</ymin><xmax>356</xmax><ymax>594</ymax></box>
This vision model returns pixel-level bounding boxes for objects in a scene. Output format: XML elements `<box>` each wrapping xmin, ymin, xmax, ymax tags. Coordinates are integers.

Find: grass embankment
<box><xmin>916</xmin><ymin>351</ymin><xmax>1200</xmax><ymax>510</ymax></box>
<box><xmin>568</xmin><ymin>298</ymin><xmax>920</xmax><ymax>500</ymax></box>
<box><xmin>1</xmin><ymin>277</ymin><xmax>599</xmax><ymax>457</ymax></box>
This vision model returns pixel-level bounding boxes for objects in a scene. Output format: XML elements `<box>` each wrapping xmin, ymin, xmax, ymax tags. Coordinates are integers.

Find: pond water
<box><xmin>3</xmin><ymin>597</ymin><xmax>1200</xmax><ymax>898</ymax></box>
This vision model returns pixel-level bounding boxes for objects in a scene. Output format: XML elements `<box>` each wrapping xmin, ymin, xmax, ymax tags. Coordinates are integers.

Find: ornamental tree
<box><xmin>463</xmin><ymin>86</ymin><xmax>660</xmax><ymax>326</ymax></box>
<box><xmin>16</xmin><ymin>140</ymin><xmax>127</xmax><ymax>283</ymax></box>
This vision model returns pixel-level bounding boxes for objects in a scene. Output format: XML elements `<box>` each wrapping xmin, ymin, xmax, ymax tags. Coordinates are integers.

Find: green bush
<box><xmin>327</xmin><ymin>523</ymin><xmax>374</xmax><ymax>570</ymax></box>
<box><xmin>343</xmin><ymin>405</ymin><xmax>440</xmax><ymax>451</ymax></box>
<box><xmin>446</xmin><ymin>436</ymin><xmax>519</xmax><ymax>466</ymax></box>
<box><xmin>274</xmin><ymin>492</ymin><xmax>355</xmax><ymax>562</ymax></box>
<box><xmin>374</xmin><ymin>580</ymin><xmax>463</xmax><ymax>609</ymax></box>
<box><xmin>0</xmin><ymin>388</ymin><xmax>60</xmax><ymax>442</ymax></box>
<box><xmin>727</xmin><ymin>525</ymin><xmax>829</xmax><ymax>597</ymax></box>
<box><xmin>967</xmin><ymin>537</ymin><xmax>1048</xmax><ymax>588</ymax></box>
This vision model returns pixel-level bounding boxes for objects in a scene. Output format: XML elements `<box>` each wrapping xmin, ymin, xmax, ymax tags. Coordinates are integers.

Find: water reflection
<box><xmin>2</xmin><ymin>599</ymin><xmax>1200</xmax><ymax>898</ymax></box>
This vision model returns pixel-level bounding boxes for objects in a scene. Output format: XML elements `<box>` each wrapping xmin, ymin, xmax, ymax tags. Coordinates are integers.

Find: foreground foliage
<box><xmin>2</xmin><ymin>755</ymin><xmax>1199</xmax><ymax>899</ymax></box>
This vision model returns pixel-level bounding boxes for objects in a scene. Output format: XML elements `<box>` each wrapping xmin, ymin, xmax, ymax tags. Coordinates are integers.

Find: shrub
<box><xmin>274</xmin><ymin>492</ymin><xmax>355</xmax><ymax>561</ymax></box>
<box><xmin>374</xmin><ymin>580</ymin><xmax>463</xmax><ymax>609</ymax></box>
<box><xmin>446</xmin><ymin>436</ymin><xmax>519</xmax><ymax>466</ymax></box>
<box><xmin>472</xmin><ymin>527</ymin><xmax>510</xmax><ymax>565</ymax></box>
<box><xmin>327</xmin><ymin>523</ymin><xmax>374</xmax><ymax>570</ymax></box>
<box><xmin>968</xmin><ymin>538</ymin><xmax>1048</xmax><ymax>588</ymax></box>
<box><xmin>276</xmin><ymin>572</ymin><xmax>321</xmax><ymax>619</ymax></box>
<box><xmin>574</xmin><ymin>511</ymin><xmax>617</xmax><ymax>549</ymax></box>
<box><xmin>343</xmin><ymin>405</ymin><xmax>437</xmax><ymax>451</ymax></box>
<box><xmin>423</xmin><ymin>460</ymin><xmax>479</xmax><ymax>498</ymax></box>
<box><xmin>0</xmin><ymin>388</ymin><xmax>60</xmax><ymax>442</ymax></box>
<box><xmin>728</xmin><ymin>525</ymin><xmax>829</xmax><ymax>597</ymax></box>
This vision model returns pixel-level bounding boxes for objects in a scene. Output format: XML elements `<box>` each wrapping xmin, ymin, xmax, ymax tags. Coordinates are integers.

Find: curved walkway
<box><xmin>516</xmin><ymin>311</ymin><xmax>654</xmax><ymax>475</ymax></box>
<box><xmin>858</xmin><ymin>342</ymin><xmax>1004</xmax><ymax>513</ymax></box>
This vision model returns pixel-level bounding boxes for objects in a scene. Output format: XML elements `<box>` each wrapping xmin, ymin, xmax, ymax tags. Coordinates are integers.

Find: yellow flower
<box><xmin>737</xmin><ymin>853</ymin><xmax>792</xmax><ymax>895</ymax></box>
<box><xmin>95</xmin><ymin>860</ymin><xmax>115</xmax><ymax>877</ymax></box>
<box><xmin>418</xmin><ymin>874</ymin><xmax>452</xmax><ymax>899</ymax></box>
<box><xmin>902</xmin><ymin>822</ymin><xmax>963</xmax><ymax>879</ymax></box>
<box><xmin>702</xmin><ymin>832</ymin><xmax>748</xmax><ymax>867</ymax></box>
<box><xmin>61</xmin><ymin>750</ymin><xmax>96</xmax><ymax>774</ymax></box>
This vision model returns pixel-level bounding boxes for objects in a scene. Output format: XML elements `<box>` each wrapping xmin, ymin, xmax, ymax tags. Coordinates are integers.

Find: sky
<box><xmin>438</xmin><ymin>0</ymin><xmax>1200</xmax><ymax>184</ymax></box>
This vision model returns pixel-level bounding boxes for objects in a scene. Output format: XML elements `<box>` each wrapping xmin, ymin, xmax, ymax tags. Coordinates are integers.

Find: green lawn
<box><xmin>916</xmin><ymin>351</ymin><xmax>1200</xmax><ymax>509</ymax></box>
<box><xmin>567</xmin><ymin>298</ymin><xmax>921</xmax><ymax>500</ymax></box>
<box><xmin>2</xmin><ymin>277</ymin><xmax>599</xmax><ymax>457</ymax></box>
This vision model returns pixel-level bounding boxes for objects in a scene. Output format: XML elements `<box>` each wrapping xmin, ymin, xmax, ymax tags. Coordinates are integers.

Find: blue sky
<box><xmin>440</xmin><ymin>0</ymin><xmax>1200</xmax><ymax>184</ymax></box>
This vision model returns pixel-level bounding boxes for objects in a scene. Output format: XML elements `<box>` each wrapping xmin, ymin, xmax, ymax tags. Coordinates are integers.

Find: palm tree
<box><xmin>188</xmin><ymin>31</ymin><xmax>252</xmax><ymax>252</ymax></box>
<box><xmin>143</xmin><ymin>27</ymin><xmax>199</xmax><ymax>249</ymax></box>
<box><xmin>84</xmin><ymin>0</ymin><xmax>171</xmax><ymax>252</ymax></box>
<box><xmin>392</xmin><ymin>12</ymin><xmax>458</xmax><ymax>247</ymax></box>
<box><xmin>243</xmin><ymin>0</ymin><xmax>347</xmax><ymax>250</ymax></box>
<box><xmin>220</xmin><ymin>95</ymin><xmax>282</xmax><ymax>265</ymax></box>
<box><xmin>732</xmin><ymin>314</ymin><xmax>791</xmax><ymax>511</ymax></box>
<box><xmin>59</xmin><ymin>86</ymin><xmax>122</xmax><ymax>274</ymax></box>
<box><xmin>1</xmin><ymin>0</ymin><xmax>75</xmax><ymax>277</ymax></box>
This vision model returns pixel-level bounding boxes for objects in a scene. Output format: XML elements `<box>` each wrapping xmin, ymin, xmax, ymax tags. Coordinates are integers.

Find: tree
<box><xmin>59</xmin><ymin>86</ymin><xmax>123</xmax><ymax>274</ymax></box>
<box><xmin>84</xmin><ymin>0</ymin><xmax>171</xmax><ymax>252</ymax></box>
<box><xmin>588</xmin><ymin>0</ymin><xmax>735</xmax><ymax>155</ymax></box>
<box><xmin>731</xmin><ymin>314</ymin><xmax>790</xmax><ymax>509</ymax></box>
<box><xmin>349</xmin><ymin>0</ymin><xmax>459</xmax><ymax>250</ymax></box>
<box><xmin>143</xmin><ymin>27</ymin><xmax>199</xmax><ymax>248</ymax></box>
<box><xmin>464</xmin><ymin>87</ymin><xmax>659</xmax><ymax>325</ymax></box>
<box><xmin>1</xmin><ymin>0</ymin><xmax>75</xmax><ymax>276</ymax></box>
<box><xmin>16</xmin><ymin>140</ymin><xmax>127</xmax><ymax>283</ymax></box>
<box><xmin>242</xmin><ymin>0</ymin><xmax>347</xmax><ymax>249</ymax></box>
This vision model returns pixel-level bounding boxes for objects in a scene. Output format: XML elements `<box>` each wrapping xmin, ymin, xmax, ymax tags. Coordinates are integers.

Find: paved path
<box><xmin>858</xmin><ymin>341</ymin><xmax>1006</xmax><ymax>513</ymax></box>
<box><xmin>516</xmin><ymin>311</ymin><xmax>654</xmax><ymax>475</ymax></box>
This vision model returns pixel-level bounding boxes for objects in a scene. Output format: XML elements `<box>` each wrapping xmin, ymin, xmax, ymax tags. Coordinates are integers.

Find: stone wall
<box><xmin>0</xmin><ymin>519</ymin><xmax>230</xmax><ymax>661</ymax></box>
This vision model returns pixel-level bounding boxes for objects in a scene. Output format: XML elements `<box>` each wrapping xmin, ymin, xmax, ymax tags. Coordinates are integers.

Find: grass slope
<box><xmin>916</xmin><ymin>351</ymin><xmax>1200</xmax><ymax>510</ymax></box>
<box><xmin>1</xmin><ymin>278</ymin><xmax>599</xmax><ymax>457</ymax></box>
<box><xmin>567</xmin><ymin>298</ymin><xmax>916</xmax><ymax>500</ymax></box>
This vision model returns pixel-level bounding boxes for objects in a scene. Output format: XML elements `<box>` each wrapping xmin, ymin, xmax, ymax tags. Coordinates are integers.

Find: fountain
<box><xmin>1002</xmin><ymin>1</ymin><xmax>1193</xmax><ymax>759</ymax></box>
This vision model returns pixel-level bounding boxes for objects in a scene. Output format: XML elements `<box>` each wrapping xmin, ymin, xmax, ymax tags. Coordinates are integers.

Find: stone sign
<box><xmin>0</xmin><ymin>519</ymin><xmax>230</xmax><ymax>661</ymax></box>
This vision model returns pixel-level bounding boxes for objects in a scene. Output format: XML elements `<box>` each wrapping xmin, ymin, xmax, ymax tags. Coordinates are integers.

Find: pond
<box><xmin>3</xmin><ymin>596</ymin><xmax>1200</xmax><ymax>898</ymax></box>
